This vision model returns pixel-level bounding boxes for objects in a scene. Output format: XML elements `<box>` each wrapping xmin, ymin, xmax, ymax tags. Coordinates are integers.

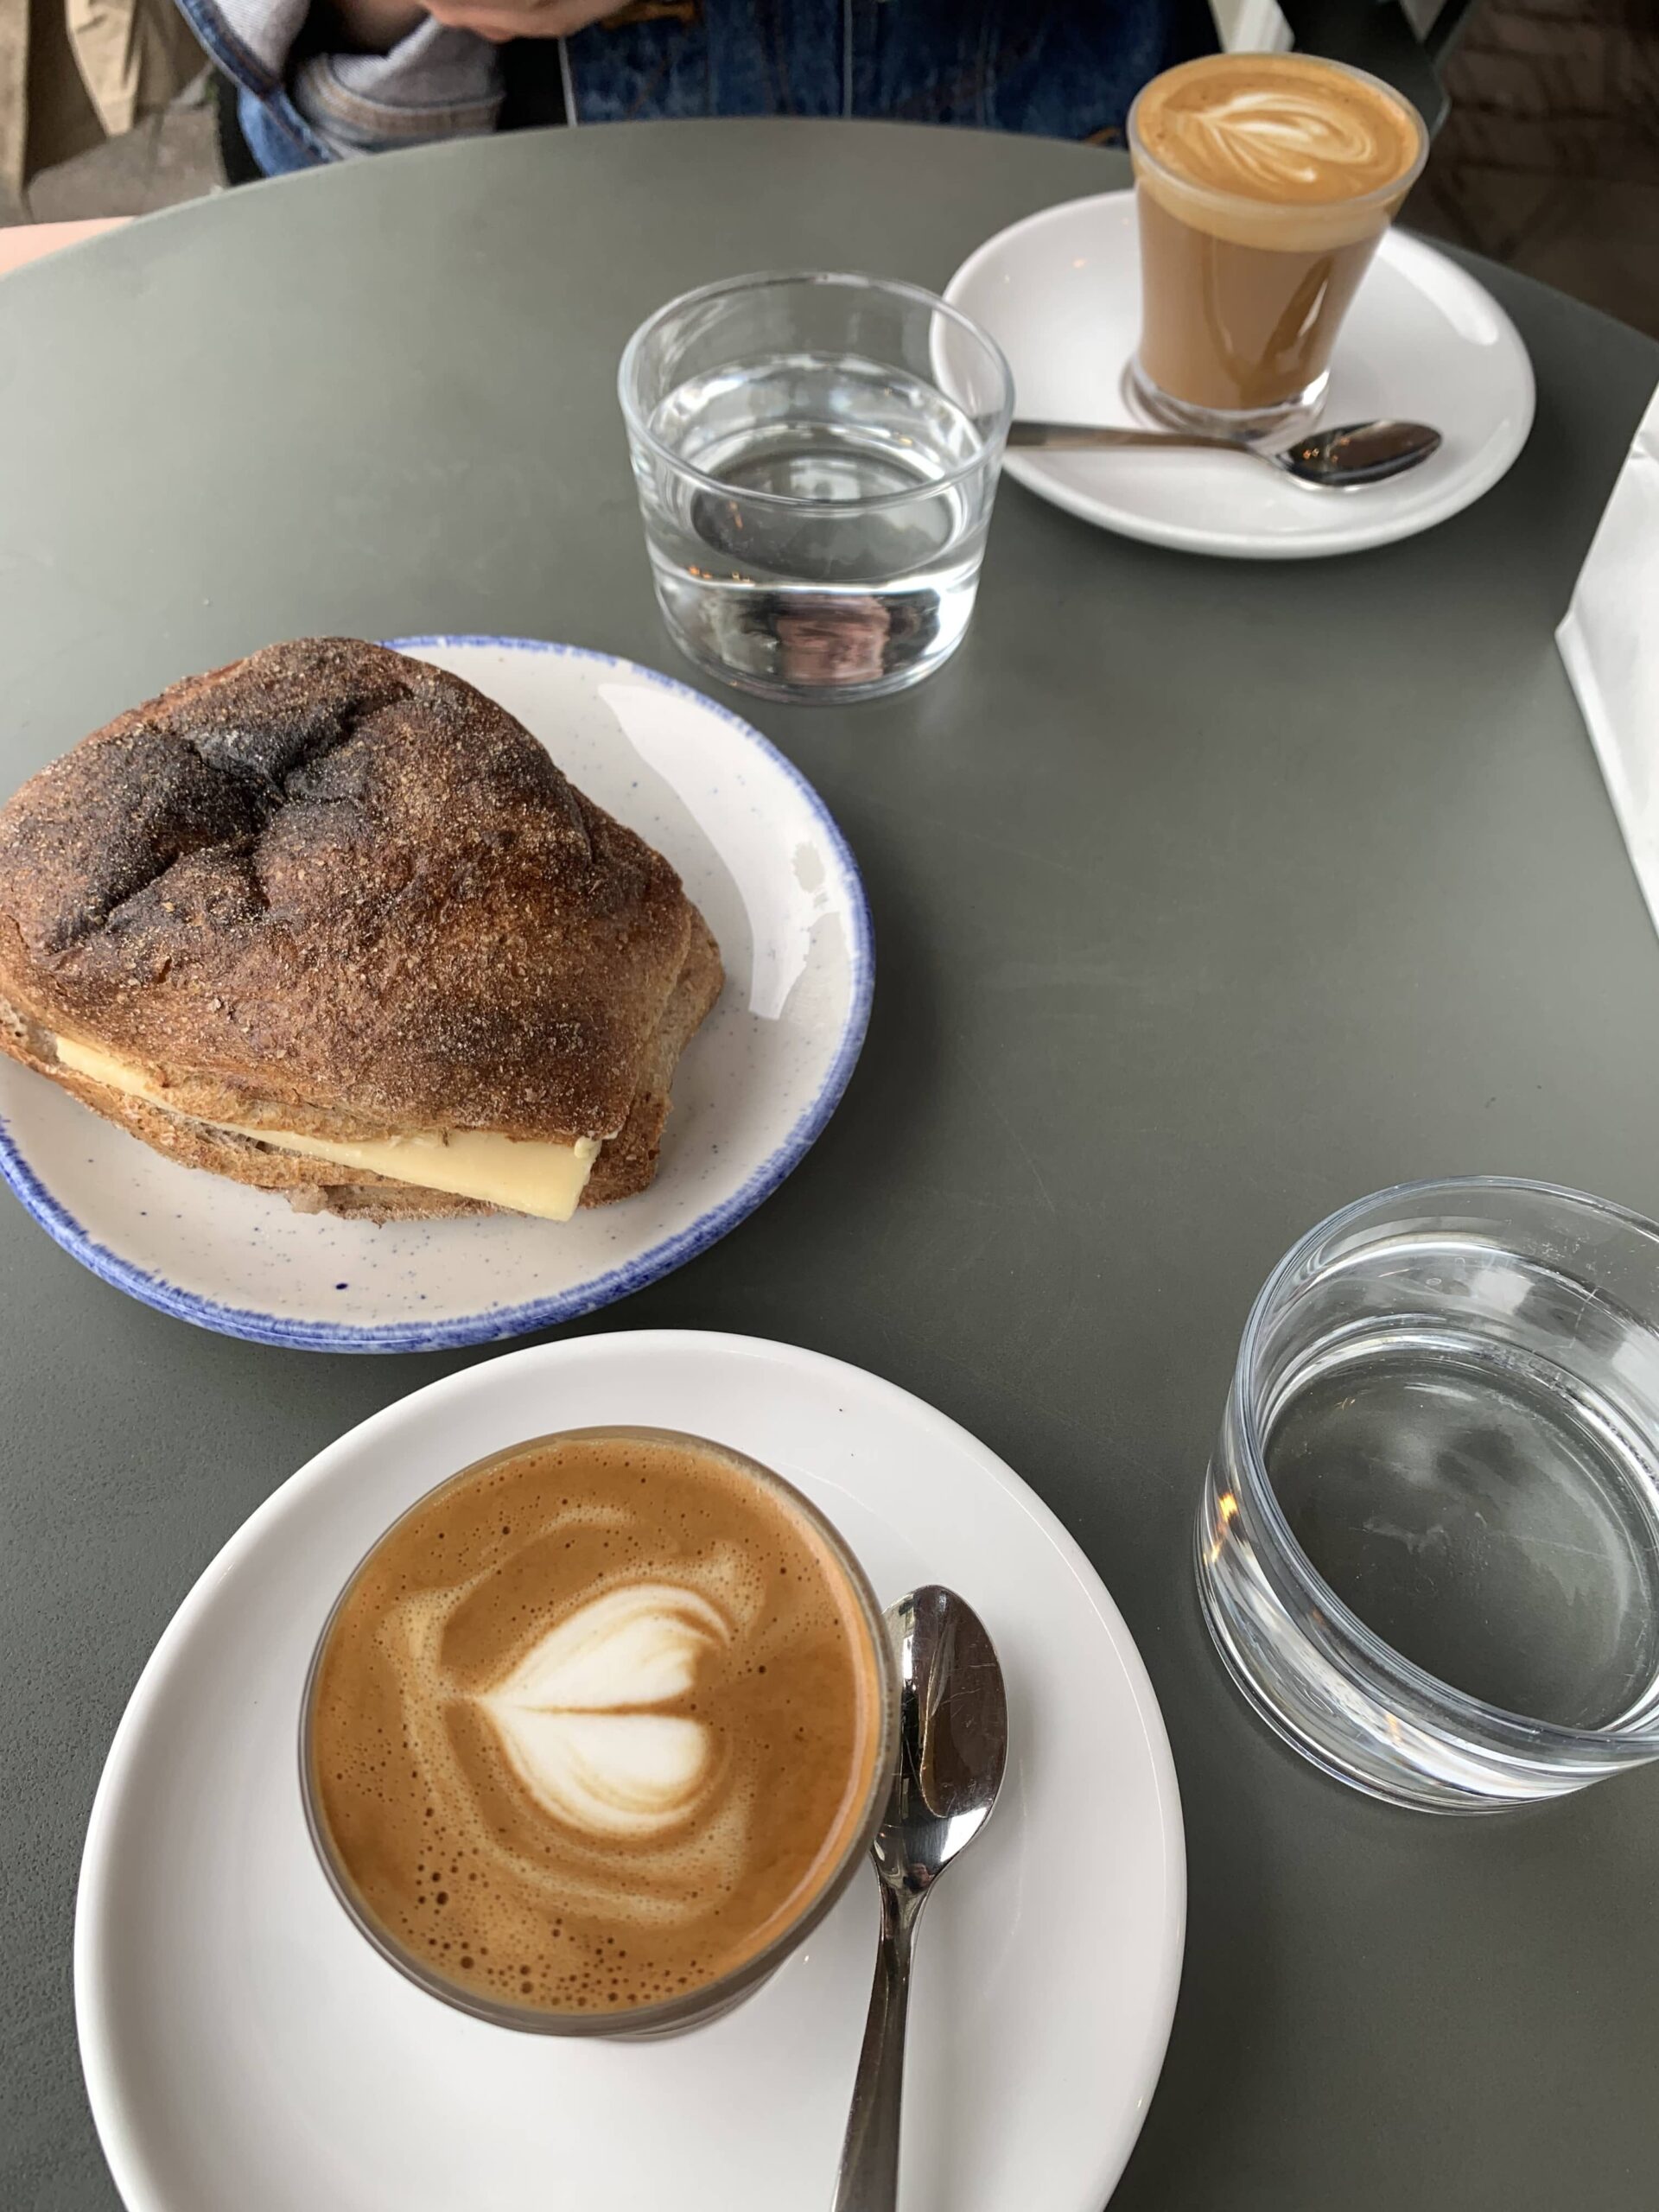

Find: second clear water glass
<box><xmin>618</xmin><ymin>271</ymin><xmax>1014</xmax><ymax>703</ymax></box>
<box><xmin>1198</xmin><ymin>1179</ymin><xmax>1659</xmax><ymax>1811</ymax></box>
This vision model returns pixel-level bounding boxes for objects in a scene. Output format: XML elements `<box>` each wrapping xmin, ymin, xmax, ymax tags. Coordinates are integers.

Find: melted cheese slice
<box><xmin>53</xmin><ymin>1034</ymin><xmax>599</xmax><ymax>1221</ymax></box>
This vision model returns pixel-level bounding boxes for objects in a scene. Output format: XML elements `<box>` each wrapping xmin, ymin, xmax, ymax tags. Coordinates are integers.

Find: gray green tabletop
<box><xmin>3</xmin><ymin>117</ymin><xmax>1657</xmax><ymax>2212</ymax></box>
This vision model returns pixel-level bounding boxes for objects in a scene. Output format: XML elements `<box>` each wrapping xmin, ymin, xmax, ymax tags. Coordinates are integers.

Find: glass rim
<box><xmin>299</xmin><ymin>1424</ymin><xmax>900</xmax><ymax>2037</ymax></box>
<box><xmin>615</xmin><ymin>267</ymin><xmax>1015</xmax><ymax>516</ymax></box>
<box><xmin>1228</xmin><ymin>1173</ymin><xmax>1659</xmax><ymax>1759</ymax></box>
<box><xmin>1127</xmin><ymin>54</ymin><xmax>1429</xmax><ymax>221</ymax></box>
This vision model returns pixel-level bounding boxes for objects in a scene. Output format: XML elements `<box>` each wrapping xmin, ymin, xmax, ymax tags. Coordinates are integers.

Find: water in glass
<box><xmin>1264</xmin><ymin>1327</ymin><xmax>1659</xmax><ymax>1731</ymax></box>
<box><xmin>638</xmin><ymin>351</ymin><xmax>994</xmax><ymax>701</ymax></box>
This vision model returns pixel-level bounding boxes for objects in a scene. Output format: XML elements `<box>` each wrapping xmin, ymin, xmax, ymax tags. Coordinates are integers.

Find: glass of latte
<box><xmin>302</xmin><ymin>1429</ymin><xmax>898</xmax><ymax>2035</ymax></box>
<box><xmin>1128</xmin><ymin>52</ymin><xmax>1427</xmax><ymax>440</ymax></box>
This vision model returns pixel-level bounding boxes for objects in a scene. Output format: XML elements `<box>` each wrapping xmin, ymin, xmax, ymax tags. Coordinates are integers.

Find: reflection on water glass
<box><xmin>618</xmin><ymin>271</ymin><xmax>1014</xmax><ymax>704</ymax></box>
<box><xmin>1198</xmin><ymin>1179</ymin><xmax>1659</xmax><ymax>1811</ymax></box>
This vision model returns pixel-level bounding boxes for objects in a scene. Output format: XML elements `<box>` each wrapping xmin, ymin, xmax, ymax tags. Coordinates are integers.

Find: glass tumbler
<box><xmin>1198</xmin><ymin>1179</ymin><xmax>1659</xmax><ymax>1812</ymax></box>
<box><xmin>618</xmin><ymin>271</ymin><xmax>1014</xmax><ymax>704</ymax></box>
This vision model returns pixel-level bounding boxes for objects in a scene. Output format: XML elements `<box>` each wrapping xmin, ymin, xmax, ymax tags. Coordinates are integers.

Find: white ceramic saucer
<box><xmin>0</xmin><ymin>640</ymin><xmax>871</xmax><ymax>1351</ymax></box>
<box><xmin>76</xmin><ymin>1331</ymin><xmax>1185</xmax><ymax>2212</ymax></box>
<box><xmin>946</xmin><ymin>190</ymin><xmax>1535</xmax><ymax>559</ymax></box>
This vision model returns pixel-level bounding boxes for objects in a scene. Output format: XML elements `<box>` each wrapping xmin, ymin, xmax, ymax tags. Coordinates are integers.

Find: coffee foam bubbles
<box><xmin>1133</xmin><ymin>54</ymin><xmax>1423</xmax><ymax>251</ymax></box>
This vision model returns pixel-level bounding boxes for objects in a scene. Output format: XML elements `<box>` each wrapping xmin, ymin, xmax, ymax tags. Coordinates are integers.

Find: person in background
<box><xmin>174</xmin><ymin>0</ymin><xmax>1217</xmax><ymax>182</ymax></box>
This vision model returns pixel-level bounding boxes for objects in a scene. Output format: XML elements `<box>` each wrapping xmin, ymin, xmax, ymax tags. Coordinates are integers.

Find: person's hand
<box><xmin>422</xmin><ymin>0</ymin><xmax>616</xmax><ymax>41</ymax></box>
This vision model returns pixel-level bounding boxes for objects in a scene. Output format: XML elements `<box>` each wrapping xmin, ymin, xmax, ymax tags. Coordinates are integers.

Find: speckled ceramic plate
<box><xmin>0</xmin><ymin>640</ymin><xmax>872</xmax><ymax>1351</ymax></box>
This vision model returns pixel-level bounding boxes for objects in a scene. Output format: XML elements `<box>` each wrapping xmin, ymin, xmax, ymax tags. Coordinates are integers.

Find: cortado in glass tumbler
<box><xmin>1128</xmin><ymin>53</ymin><xmax>1427</xmax><ymax>441</ymax></box>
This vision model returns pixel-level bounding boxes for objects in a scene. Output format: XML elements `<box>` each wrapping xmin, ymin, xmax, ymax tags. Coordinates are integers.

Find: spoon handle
<box><xmin>1007</xmin><ymin>420</ymin><xmax>1249</xmax><ymax>456</ymax></box>
<box><xmin>830</xmin><ymin>1885</ymin><xmax>921</xmax><ymax>2212</ymax></box>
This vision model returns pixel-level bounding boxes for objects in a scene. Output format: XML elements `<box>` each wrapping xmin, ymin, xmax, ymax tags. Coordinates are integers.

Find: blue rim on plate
<box><xmin>0</xmin><ymin>639</ymin><xmax>875</xmax><ymax>1354</ymax></box>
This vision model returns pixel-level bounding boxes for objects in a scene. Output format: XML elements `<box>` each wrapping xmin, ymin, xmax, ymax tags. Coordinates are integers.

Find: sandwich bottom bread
<box><xmin>0</xmin><ymin>921</ymin><xmax>721</xmax><ymax>1222</ymax></box>
<box><xmin>0</xmin><ymin>639</ymin><xmax>724</xmax><ymax>1224</ymax></box>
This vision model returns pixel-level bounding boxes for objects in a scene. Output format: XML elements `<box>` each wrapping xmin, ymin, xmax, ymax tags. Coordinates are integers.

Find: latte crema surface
<box><xmin>1135</xmin><ymin>52</ymin><xmax>1421</xmax><ymax>206</ymax></box>
<box><xmin>1132</xmin><ymin>54</ymin><xmax>1424</xmax><ymax>257</ymax></box>
<box><xmin>308</xmin><ymin>1432</ymin><xmax>887</xmax><ymax>2016</ymax></box>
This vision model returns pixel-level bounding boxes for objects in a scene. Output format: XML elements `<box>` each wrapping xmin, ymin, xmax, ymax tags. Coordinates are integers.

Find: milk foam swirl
<box><xmin>1135</xmin><ymin>55</ymin><xmax>1421</xmax><ymax>214</ymax></box>
<box><xmin>1167</xmin><ymin>86</ymin><xmax>1396</xmax><ymax>198</ymax></box>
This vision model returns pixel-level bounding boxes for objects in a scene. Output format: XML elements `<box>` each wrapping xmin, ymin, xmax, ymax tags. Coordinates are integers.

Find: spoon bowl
<box><xmin>1273</xmin><ymin>419</ymin><xmax>1444</xmax><ymax>485</ymax></box>
<box><xmin>873</xmin><ymin>1586</ymin><xmax>1008</xmax><ymax>1893</ymax></box>
<box><xmin>1008</xmin><ymin>416</ymin><xmax>1443</xmax><ymax>487</ymax></box>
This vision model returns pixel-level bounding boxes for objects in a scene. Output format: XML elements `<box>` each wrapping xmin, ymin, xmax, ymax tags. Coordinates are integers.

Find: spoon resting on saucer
<box><xmin>830</xmin><ymin>1586</ymin><xmax>1008</xmax><ymax>2212</ymax></box>
<box><xmin>1008</xmin><ymin>416</ymin><xmax>1442</xmax><ymax>486</ymax></box>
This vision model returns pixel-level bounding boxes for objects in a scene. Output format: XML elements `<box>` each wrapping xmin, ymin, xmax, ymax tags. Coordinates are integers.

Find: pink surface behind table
<box><xmin>0</xmin><ymin>219</ymin><xmax>130</xmax><ymax>278</ymax></box>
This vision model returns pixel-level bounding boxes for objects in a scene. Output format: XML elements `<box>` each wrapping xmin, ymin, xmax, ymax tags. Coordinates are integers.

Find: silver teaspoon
<box><xmin>830</xmin><ymin>1586</ymin><xmax>1008</xmax><ymax>2212</ymax></box>
<box><xmin>1008</xmin><ymin>416</ymin><xmax>1442</xmax><ymax>486</ymax></box>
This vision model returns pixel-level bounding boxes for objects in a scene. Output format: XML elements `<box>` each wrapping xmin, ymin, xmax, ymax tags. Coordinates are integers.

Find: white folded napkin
<box><xmin>1559</xmin><ymin>380</ymin><xmax>1659</xmax><ymax>938</ymax></box>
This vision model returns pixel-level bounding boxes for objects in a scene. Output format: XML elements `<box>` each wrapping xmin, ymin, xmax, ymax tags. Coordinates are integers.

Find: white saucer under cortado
<box><xmin>946</xmin><ymin>190</ymin><xmax>1535</xmax><ymax>559</ymax></box>
<box><xmin>76</xmin><ymin>1332</ymin><xmax>1185</xmax><ymax>2212</ymax></box>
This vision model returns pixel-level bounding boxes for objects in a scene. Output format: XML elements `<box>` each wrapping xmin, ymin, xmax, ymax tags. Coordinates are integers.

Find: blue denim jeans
<box><xmin>564</xmin><ymin>0</ymin><xmax>1211</xmax><ymax>135</ymax></box>
<box><xmin>174</xmin><ymin>0</ymin><xmax>1214</xmax><ymax>177</ymax></box>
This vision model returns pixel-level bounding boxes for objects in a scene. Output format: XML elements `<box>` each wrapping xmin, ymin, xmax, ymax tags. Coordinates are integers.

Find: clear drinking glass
<box><xmin>301</xmin><ymin>1427</ymin><xmax>899</xmax><ymax>2037</ymax></box>
<box><xmin>618</xmin><ymin>271</ymin><xmax>1014</xmax><ymax>704</ymax></box>
<box><xmin>1198</xmin><ymin>1179</ymin><xmax>1659</xmax><ymax>1812</ymax></box>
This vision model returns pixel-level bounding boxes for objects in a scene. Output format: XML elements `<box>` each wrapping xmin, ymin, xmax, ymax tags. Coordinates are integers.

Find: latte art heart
<box><xmin>479</xmin><ymin>1585</ymin><xmax>731</xmax><ymax>1837</ymax></box>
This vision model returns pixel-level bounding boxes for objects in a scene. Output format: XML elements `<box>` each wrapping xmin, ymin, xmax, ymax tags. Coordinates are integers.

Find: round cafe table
<box><xmin>2</xmin><ymin>119</ymin><xmax>1656</xmax><ymax>2212</ymax></box>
